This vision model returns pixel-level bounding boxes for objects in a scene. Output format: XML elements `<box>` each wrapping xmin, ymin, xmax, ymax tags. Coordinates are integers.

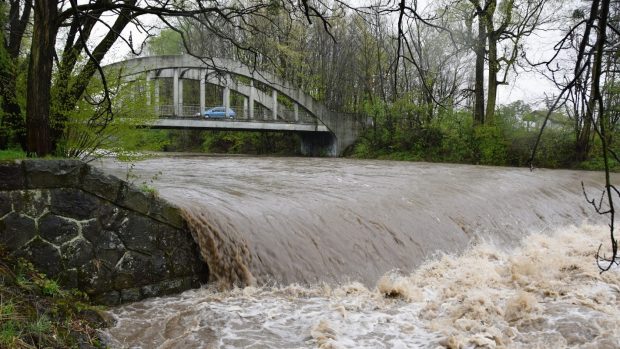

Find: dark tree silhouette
<box><xmin>529</xmin><ymin>0</ymin><xmax>618</xmax><ymax>271</ymax></box>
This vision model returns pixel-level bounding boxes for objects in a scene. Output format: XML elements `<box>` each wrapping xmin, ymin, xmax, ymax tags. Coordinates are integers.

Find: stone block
<box><xmin>16</xmin><ymin>238</ymin><xmax>62</xmax><ymax>276</ymax></box>
<box><xmin>0</xmin><ymin>161</ymin><xmax>24</xmax><ymax>190</ymax></box>
<box><xmin>150</xmin><ymin>250</ymin><xmax>170</xmax><ymax>279</ymax></box>
<box><xmin>116</xmin><ymin>213</ymin><xmax>156</xmax><ymax>253</ymax></box>
<box><xmin>97</xmin><ymin>203</ymin><xmax>124</xmax><ymax>231</ymax></box>
<box><xmin>77</xmin><ymin>259</ymin><xmax>114</xmax><ymax>293</ymax></box>
<box><xmin>61</xmin><ymin>237</ymin><xmax>94</xmax><ymax>268</ymax></box>
<box><xmin>117</xmin><ymin>184</ymin><xmax>150</xmax><ymax>215</ymax></box>
<box><xmin>87</xmin><ymin>229</ymin><xmax>125</xmax><ymax>268</ymax></box>
<box><xmin>142</xmin><ymin>279</ymin><xmax>186</xmax><ymax>297</ymax></box>
<box><xmin>58</xmin><ymin>268</ymin><xmax>79</xmax><ymax>289</ymax></box>
<box><xmin>120</xmin><ymin>287</ymin><xmax>141</xmax><ymax>303</ymax></box>
<box><xmin>155</xmin><ymin>223</ymin><xmax>182</xmax><ymax>251</ymax></box>
<box><xmin>39</xmin><ymin>214</ymin><xmax>79</xmax><ymax>245</ymax></box>
<box><xmin>140</xmin><ymin>283</ymin><xmax>163</xmax><ymax>298</ymax></box>
<box><xmin>148</xmin><ymin>201</ymin><xmax>184</xmax><ymax>229</ymax></box>
<box><xmin>158</xmin><ymin>278</ymin><xmax>192</xmax><ymax>295</ymax></box>
<box><xmin>11</xmin><ymin>190</ymin><xmax>50</xmax><ymax>218</ymax></box>
<box><xmin>50</xmin><ymin>188</ymin><xmax>100</xmax><ymax>220</ymax></box>
<box><xmin>24</xmin><ymin>159</ymin><xmax>84</xmax><ymax>189</ymax></box>
<box><xmin>0</xmin><ymin>212</ymin><xmax>36</xmax><ymax>250</ymax></box>
<box><xmin>0</xmin><ymin>191</ymin><xmax>12</xmax><ymax>217</ymax></box>
<box><xmin>167</xmin><ymin>246</ymin><xmax>198</xmax><ymax>276</ymax></box>
<box><xmin>81</xmin><ymin>166</ymin><xmax>123</xmax><ymax>202</ymax></box>
<box><xmin>113</xmin><ymin>251</ymin><xmax>154</xmax><ymax>288</ymax></box>
<box><xmin>80</xmin><ymin>219</ymin><xmax>102</xmax><ymax>242</ymax></box>
<box><xmin>93</xmin><ymin>291</ymin><xmax>120</xmax><ymax>306</ymax></box>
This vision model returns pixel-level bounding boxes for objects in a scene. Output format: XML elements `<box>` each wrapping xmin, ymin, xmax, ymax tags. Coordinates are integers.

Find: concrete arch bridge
<box><xmin>106</xmin><ymin>55</ymin><xmax>363</xmax><ymax>156</ymax></box>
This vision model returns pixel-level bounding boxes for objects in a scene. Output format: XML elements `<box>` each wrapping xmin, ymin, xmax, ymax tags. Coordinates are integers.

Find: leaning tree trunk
<box><xmin>26</xmin><ymin>0</ymin><xmax>58</xmax><ymax>156</ymax></box>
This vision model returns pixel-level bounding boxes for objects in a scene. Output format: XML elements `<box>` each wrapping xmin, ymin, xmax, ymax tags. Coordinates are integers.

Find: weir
<box><xmin>98</xmin><ymin>157</ymin><xmax>620</xmax><ymax>348</ymax></box>
<box><xmin>96</xmin><ymin>157</ymin><xmax>614</xmax><ymax>287</ymax></box>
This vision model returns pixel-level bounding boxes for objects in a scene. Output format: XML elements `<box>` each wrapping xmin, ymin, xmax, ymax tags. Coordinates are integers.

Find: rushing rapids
<box><xmin>96</xmin><ymin>156</ymin><xmax>620</xmax><ymax>348</ymax></box>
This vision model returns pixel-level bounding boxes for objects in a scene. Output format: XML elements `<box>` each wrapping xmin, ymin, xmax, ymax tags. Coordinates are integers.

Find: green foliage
<box><xmin>577</xmin><ymin>136</ymin><xmax>620</xmax><ymax>171</ymax></box>
<box><xmin>38</xmin><ymin>279</ymin><xmax>62</xmax><ymax>297</ymax></box>
<box><xmin>145</xmin><ymin>29</ymin><xmax>185</xmax><ymax>56</ymax></box>
<box><xmin>138</xmin><ymin>183</ymin><xmax>158</xmax><ymax>196</ymax></box>
<box><xmin>0</xmin><ymin>149</ymin><xmax>26</xmax><ymax>160</ymax></box>
<box><xmin>352</xmin><ymin>99</ymin><xmax>581</xmax><ymax>169</ymax></box>
<box><xmin>202</xmin><ymin>131</ymin><xmax>299</xmax><ymax>155</ymax></box>
<box><xmin>55</xmin><ymin>72</ymin><xmax>161</xmax><ymax>160</ymax></box>
<box><xmin>474</xmin><ymin>125</ymin><xmax>508</xmax><ymax>165</ymax></box>
<box><xmin>0</xmin><ymin>248</ymin><xmax>107</xmax><ymax>348</ymax></box>
<box><xmin>118</xmin><ymin>129</ymin><xmax>171</xmax><ymax>153</ymax></box>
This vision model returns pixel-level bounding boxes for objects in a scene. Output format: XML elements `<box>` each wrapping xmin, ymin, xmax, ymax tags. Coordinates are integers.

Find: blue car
<box><xmin>195</xmin><ymin>107</ymin><xmax>235</xmax><ymax>119</ymax></box>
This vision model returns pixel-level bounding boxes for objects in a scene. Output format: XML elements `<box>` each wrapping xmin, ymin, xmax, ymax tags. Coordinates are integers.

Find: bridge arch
<box><xmin>106</xmin><ymin>55</ymin><xmax>363</xmax><ymax>156</ymax></box>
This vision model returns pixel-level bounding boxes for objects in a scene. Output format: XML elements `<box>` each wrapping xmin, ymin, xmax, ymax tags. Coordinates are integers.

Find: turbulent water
<box><xmin>96</xmin><ymin>156</ymin><xmax>620</xmax><ymax>348</ymax></box>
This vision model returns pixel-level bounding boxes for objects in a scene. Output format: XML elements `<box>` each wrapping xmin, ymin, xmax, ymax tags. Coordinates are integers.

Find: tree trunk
<box><xmin>575</xmin><ymin>120</ymin><xmax>592</xmax><ymax>161</ymax></box>
<box><xmin>473</xmin><ymin>13</ymin><xmax>486</xmax><ymax>125</ymax></box>
<box><xmin>26</xmin><ymin>0</ymin><xmax>58</xmax><ymax>156</ymax></box>
<box><xmin>573</xmin><ymin>0</ymin><xmax>600</xmax><ymax>162</ymax></box>
<box><xmin>485</xmin><ymin>2</ymin><xmax>498</xmax><ymax>124</ymax></box>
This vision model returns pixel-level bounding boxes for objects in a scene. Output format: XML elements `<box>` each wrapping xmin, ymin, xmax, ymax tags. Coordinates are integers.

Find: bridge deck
<box><xmin>147</xmin><ymin>118</ymin><xmax>330</xmax><ymax>132</ymax></box>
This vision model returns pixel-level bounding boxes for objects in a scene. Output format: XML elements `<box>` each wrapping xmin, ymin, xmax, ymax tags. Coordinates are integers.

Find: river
<box><xmin>95</xmin><ymin>156</ymin><xmax>620</xmax><ymax>348</ymax></box>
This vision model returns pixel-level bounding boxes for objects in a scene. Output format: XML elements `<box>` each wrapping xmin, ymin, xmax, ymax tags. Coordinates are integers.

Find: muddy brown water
<box><xmin>95</xmin><ymin>157</ymin><xmax>620</xmax><ymax>348</ymax></box>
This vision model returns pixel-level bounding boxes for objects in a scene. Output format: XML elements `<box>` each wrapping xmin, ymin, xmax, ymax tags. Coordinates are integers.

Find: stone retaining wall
<box><xmin>0</xmin><ymin>160</ymin><xmax>208</xmax><ymax>305</ymax></box>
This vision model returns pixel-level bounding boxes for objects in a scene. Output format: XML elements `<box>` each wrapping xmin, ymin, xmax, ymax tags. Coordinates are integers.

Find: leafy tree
<box><xmin>144</xmin><ymin>29</ymin><xmax>185</xmax><ymax>56</ymax></box>
<box><xmin>3</xmin><ymin>0</ymin><xmax>333</xmax><ymax>157</ymax></box>
<box><xmin>0</xmin><ymin>0</ymin><xmax>30</xmax><ymax>150</ymax></box>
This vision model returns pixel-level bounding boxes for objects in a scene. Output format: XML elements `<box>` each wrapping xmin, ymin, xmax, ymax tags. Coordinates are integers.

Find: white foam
<box><xmin>104</xmin><ymin>224</ymin><xmax>620</xmax><ymax>348</ymax></box>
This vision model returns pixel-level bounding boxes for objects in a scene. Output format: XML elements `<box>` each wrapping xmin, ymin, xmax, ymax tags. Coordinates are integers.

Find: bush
<box><xmin>474</xmin><ymin>125</ymin><xmax>508</xmax><ymax>166</ymax></box>
<box><xmin>350</xmin><ymin>104</ymin><xmax>582</xmax><ymax>169</ymax></box>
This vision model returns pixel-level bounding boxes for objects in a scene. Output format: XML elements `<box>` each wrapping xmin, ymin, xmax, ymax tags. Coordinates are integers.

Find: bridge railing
<box><xmin>156</xmin><ymin>104</ymin><xmax>319</xmax><ymax>124</ymax></box>
<box><xmin>159</xmin><ymin>105</ymin><xmax>175</xmax><ymax>116</ymax></box>
<box><xmin>182</xmin><ymin>105</ymin><xmax>201</xmax><ymax>117</ymax></box>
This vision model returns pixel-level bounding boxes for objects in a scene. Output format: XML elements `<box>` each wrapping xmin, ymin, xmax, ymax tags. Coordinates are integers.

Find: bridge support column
<box><xmin>272</xmin><ymin>89</ymin><xmax>278</xmax><ymax>120</ymax></box>
<box><xmin>199</xmin><ymin>69</ymin><xmax>206</xmax><ymax>116</ymax></box>
<box><xmin>146</xmin><ymin>74</ymin><xmax>151</xmax><ymax>106</ymax></box>
<box><xmin>223</xmin><ymin>87</ymin><xmax>230</xmax><ymax>115</ymax></box>
<box><xmin>173</xmin><ymin>68</ymin><xmax>179</xmax><ymax>116</ymax></box>
<box><xmin>178</xmin><ymin>78</ymin><xmax>184</xmax><ymax>116</ymax></box>
<box><xmin>223</xmin><ymin>74</ymin><xmax>231</xmax><ymax>117</ymax></box>
<box><xmin>294</xmin><ymin>103</ymin><xmax>299</xmax><ymax>122</ymax></box>
<box><xmin>243</xmin><ymin>97</ymin><xmax>248</xmax><ymax>119</ymax></box>
<box><xmin>249</xmin><ymin>81</ymin><xmax>255</xmax><ymax>119</ymax></box>
<box><xmin>154</xmin><ymin>79</ymin><xmax>160</xmax><ymax>115</ymax></box>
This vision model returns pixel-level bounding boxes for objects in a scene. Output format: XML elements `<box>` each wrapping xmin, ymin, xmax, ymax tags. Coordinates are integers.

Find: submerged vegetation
<box><xmin>0</xmin><ymin>248</ymin><xmax>109</xmax><ymax>348</ymax></box>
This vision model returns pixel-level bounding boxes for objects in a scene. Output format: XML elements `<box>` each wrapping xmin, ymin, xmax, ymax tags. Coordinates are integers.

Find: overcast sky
<box><xmin>98</xmin><ymin>0</ymin><xmax>571</xmax><ymax>107</ymax></box>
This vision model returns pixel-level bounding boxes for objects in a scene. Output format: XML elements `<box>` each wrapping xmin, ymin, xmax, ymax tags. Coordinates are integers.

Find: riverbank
<box><xmin>0</xmin><ymin>247</ymin><xmax>111</xmax><ymax>348</ymax></box>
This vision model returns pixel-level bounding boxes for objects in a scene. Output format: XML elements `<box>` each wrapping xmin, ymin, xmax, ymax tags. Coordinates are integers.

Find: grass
<box><xmin>0</xmin><ymin>149</ymin><xmax>26</xmax><ymax>161</ymax></box>
<box><xmin>0</xmin><ymin>247</ymin><xmax>109</xmax><ymax>348</ymax></box>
